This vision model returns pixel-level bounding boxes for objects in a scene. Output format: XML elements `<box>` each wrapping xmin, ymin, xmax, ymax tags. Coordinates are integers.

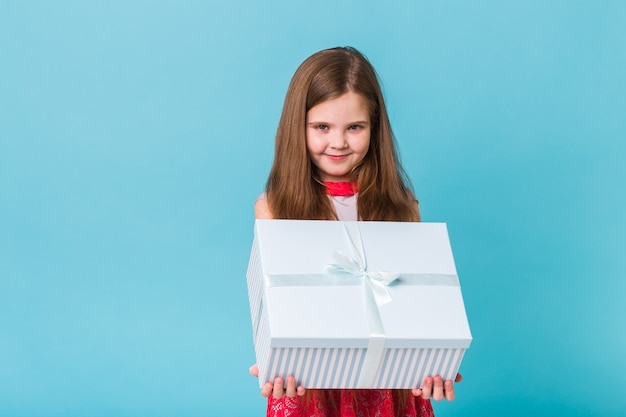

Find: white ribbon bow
<box><xmin>325</xmin><ymin>222</ymin><xmax>400</xmax><ymax>306</ymax></box>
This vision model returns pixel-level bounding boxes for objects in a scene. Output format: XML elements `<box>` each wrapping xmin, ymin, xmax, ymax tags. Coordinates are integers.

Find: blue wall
<box><xmin>1</xmin><ymin>1</ymin><xmax>624</xmax><ymax>416</ymax></box>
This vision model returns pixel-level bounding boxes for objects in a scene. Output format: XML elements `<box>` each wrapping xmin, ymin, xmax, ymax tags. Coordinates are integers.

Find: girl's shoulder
<box><xmin>254</xmin><ymin>193</ymin><xmax>273</xmax><ymax>219</ymax></box>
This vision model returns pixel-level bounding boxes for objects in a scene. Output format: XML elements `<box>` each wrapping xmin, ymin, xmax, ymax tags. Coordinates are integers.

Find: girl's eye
<box><xmin>348</xmin><ymin>125</ymin><xmax>361</xmax><ymax>130</ymax></box>
<box><xmin>316</xmin><ymin>124</ymin><xmax>329</xmax><ymax>131</ymax></box>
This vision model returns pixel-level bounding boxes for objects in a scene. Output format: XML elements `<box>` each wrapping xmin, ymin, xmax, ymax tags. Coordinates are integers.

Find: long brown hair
<box><xmin>266</xmin><ymin>46</ymin><xmax>419</xmax><ymax>222</ymax></box>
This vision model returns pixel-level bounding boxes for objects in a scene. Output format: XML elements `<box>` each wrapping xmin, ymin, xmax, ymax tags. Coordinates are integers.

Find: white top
<box><xmin>329</xmin><ymin>195</ymin><xmax>358</xmax><ymax>221</ymax></box>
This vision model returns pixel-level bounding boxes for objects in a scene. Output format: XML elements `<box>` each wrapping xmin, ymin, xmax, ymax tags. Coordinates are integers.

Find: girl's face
<box><xmin>305</xmin><ymin>91</ymin><xmax>371</xmax><ymax>182</ymax></box>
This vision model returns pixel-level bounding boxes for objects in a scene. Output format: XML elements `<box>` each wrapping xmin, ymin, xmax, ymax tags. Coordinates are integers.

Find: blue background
<box><xmin>1</xmin><ymin>1</ymin><xmax>624</xmax><ymax>416</ymax></box>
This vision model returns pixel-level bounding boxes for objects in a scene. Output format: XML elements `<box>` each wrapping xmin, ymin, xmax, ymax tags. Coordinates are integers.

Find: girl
<box><xmin>250</xmin><ymin>46</ymin><xmax>462</xmax><ymax>417</ymax></box>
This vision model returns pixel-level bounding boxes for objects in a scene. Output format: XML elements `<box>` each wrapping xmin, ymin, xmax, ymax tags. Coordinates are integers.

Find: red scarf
<box><xmin>324</xmin><ymin>181</ymin><xmax>358</xmax><ymax>196</ymax></box>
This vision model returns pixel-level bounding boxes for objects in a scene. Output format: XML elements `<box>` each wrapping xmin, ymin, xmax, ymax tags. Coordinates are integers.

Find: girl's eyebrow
<box><xmin>306</xmin><ymin>120</ymin><xmax>370</xmax><ymax>125</ymax></box>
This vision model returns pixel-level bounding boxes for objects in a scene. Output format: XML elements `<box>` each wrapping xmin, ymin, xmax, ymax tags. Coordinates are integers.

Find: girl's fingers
<box><xmin>259</xmin><ymin>375</ymin><xmax>303</xmax><ymax>399</ymax></box>
<box><xmin>420</xmin><ymin>377</ymin><xmax>433</xmax><ymax>399</ymax></box>
<box><xmin>262</xmin><ymin>373</ymin><xmax>456</xmax><ymax>400</ymax></box>
<box><xmin>415</xmin><ymin>375</ymin><xmax>460</xmax><ymax>401</ymax></box>
<box><xmin>432</xmin><ymin>376</ymin><xmax>444</xmax><ymax>401</ymax></box>
<box><xmin>444</xmin><ymin>380</ymin><xmax>456</xmax><ymax>401</ymax></box>
<box><xmin>261</xmin><ymin>382</ymin><xmax>273</xmax><ymax>398</ymax></box>
<box><xmin>285</xmin><ymin>376</ymin><xmax>297</xmax><ymax>398</ymax></box>
<box><xmin>272</xmin><ymin>377</ymin><xmax>285</xmax><ymax>399</ymax></box>
<box><xmin>249</xmin><ymin>364</ymin><xmax>259</xmax><ymax>377</ymax></box>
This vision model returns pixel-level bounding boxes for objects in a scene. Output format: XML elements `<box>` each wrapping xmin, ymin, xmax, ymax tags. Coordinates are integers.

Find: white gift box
<box><xmin>247</xmin><ymin>220</ymin><xmax>472</xmax><ymax>389</ymax></box>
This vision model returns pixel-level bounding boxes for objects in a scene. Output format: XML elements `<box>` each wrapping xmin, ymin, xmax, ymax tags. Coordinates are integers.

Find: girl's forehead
<box><xmin>307</xmin><ymin>92</ymin><xmax>370</xmax><ymax>119</ymax></box>
<box><xmin>311</xmin><ymin>91</ymin><xmax>371</xmax><ymax>109</ymax></box>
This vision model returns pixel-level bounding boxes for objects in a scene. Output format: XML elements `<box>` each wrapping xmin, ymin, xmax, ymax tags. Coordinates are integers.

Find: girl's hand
<box><xmin>412</xmin><ymin>373</ymin><xmax>463</xmax><ymax>401</ymax></box>
<box><xmin>249</xmin><ymin>364</ymin><xmax>306</xmax><ymax>398</ymax></box>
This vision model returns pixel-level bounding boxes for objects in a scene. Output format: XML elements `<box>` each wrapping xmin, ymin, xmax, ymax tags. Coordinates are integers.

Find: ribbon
<box><xmin>326</xmin><ymin>223</ymin><xmax>400</xmax><ymax>307</ymax></box>
<box><xmin>325</xmin><ymin>222</ymin><xmax>396</xmax><ymax>387</ymax></box>
<box><xmin>253</xmin><ymin>272</ymin><xmax>458</xmax><ymax>346</ymax></box>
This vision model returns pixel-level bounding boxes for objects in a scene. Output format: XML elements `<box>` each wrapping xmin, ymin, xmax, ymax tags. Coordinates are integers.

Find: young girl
<box><xmin>250</xmin><ymin>46</ymin><xmax>462</xmax><ymax>417</ymax></box>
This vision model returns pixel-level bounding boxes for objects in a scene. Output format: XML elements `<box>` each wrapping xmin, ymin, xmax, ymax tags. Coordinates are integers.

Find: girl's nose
<box><xmin>329</xmin><ymin>130</ymin><xmax>348</xmax><ymax>148</ymax></box>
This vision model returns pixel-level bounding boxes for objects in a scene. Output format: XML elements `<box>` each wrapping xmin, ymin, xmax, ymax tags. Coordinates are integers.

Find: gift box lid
<box><xmin>252</xmin><ymin>220</ymin><xmax>472</xmax><ymax>349</ymax></box>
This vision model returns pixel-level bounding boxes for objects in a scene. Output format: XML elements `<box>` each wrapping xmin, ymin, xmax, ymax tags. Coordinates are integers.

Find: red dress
<box><xmin>267</xmin><ymin>389</ymin><xmax>434</xmax><ymax>417</ymax></box>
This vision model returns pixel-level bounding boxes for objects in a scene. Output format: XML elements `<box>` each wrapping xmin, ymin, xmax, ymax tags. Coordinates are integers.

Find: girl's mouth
<box><xmin>325</xmin><ymin>154</ymin><xmax>350</xmax><ymax>161</ymax></box>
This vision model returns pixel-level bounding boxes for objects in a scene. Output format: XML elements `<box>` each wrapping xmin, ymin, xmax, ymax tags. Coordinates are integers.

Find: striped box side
<box><xmin>372</xmin><ymin>348</ymin><xmax>466</xmax><ymax>388</ymax></box>
<box><xmin>254</xmin><ymin>302</ymin><xmax>272</xmax><ymax>388</ymax></box>
<box><xmin>261</xmin><ymin>347</ymin><xmax>367</xmax><ymax>388</ymax></box>
<box><xmin>258</xmin><ymin>344</ymin><xmax>466</xmax><ymax>389</ymax></box>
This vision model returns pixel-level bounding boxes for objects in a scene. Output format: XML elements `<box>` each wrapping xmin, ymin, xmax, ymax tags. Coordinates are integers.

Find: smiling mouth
<box><xmin>325</xmin><ymin>154</ymin><xmax>350</xmax><ymax>160</ymax></box>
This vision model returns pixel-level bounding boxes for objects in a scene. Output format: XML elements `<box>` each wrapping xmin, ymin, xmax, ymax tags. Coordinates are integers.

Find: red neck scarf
<box><xmin>324</xmin><ymin>181</ymin><xmax>358</xmax><ymax>196</ymax></box>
